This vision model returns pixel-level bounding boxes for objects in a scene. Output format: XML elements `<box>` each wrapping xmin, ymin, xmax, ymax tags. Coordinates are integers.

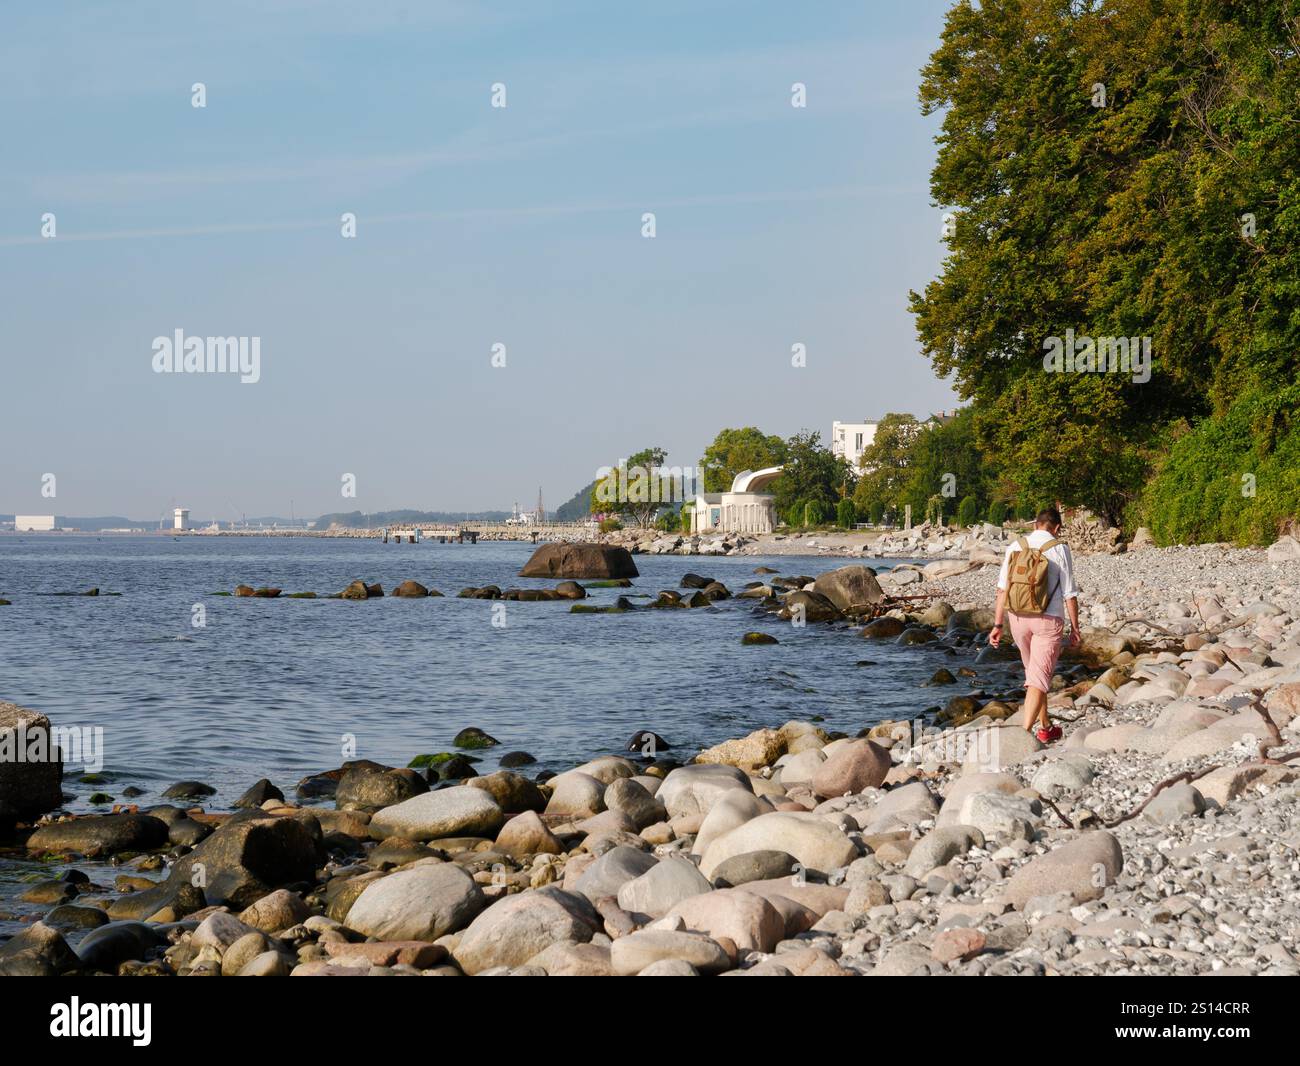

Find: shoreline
<box><xmin>3</xmin><ymin>544</ymin><xmax>1299</xmax><ymax>976</ymax></box>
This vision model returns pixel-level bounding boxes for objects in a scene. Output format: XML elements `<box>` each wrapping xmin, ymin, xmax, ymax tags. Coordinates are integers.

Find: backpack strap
<box><xmin>1015</xmin><ymin>535</ymin><xmax>1030</xmax><ymax>552</ymax></box>
<box><xmin>1038</xmin><ymin>537</ymin><xmax>1064</xmax><ymax>552</ymax></box>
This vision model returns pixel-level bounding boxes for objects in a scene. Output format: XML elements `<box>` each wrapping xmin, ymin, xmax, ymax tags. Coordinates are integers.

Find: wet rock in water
<box><xmin>584</xmin><ymin>578</ymin><xmax>633</xmax><ymax>588</ymax></box>
<box><xmin>778</xmin><ymin>590</ymin><xmax>841</xmax><ymax>623</ymax></box>
<box><xmin>896</xmin><ymin>627</ymin><xmax>938</xmax><ymax>646</ymax></box>
<box><xmin>454</xmin><ymin>887</ymin><xmax>601</xmax><ymax>975</ymax></box>
<box><xmin>43</xmin><ymin>904</ymin><xmax>110</xmax><ymax>931</ymax></box>
<box><xmin>651</xmin><ymin>590</ymin><xmax>683</xmax><ymax>608</ymax></box>
<box><xmin>685</xmin><ymin>591</ymin><xmax>712</xmax><ymax>607</ymax></box>
<box><xmin>106</xmin><ymin>881</ymin><xmax>204</xmax><ymax>922</ymax></box>
<box><xmin>251</xmin><ymin>587</ymin><xmax>281</xmax><ymax>598</ymax></box>
<box><xmin>927</xmin><ymin>668</ymin><xmax>957</xmax><ymax>685</ymax></box>
<box><xmin>162</xmin><ymin>780</ymin><xmax>216</xmax><ymax>800</ymax></box>
<box><xmin>553</xmin><ymin>581</ymin><xmax>586</xmax><ymax>600</ymax></box>
<box><xmin>499</xmin><ymin>750</ymin><xmax>537</xmax><ymax>768</ymax></box>
<box><xmin>626</xmin><ymin>730</ymin><xmax>670</xmax><ymax>755</ymax></box>
<box><xmin>121</xmin><ymin>785</ymin><xmax>144</xmax><ymax>797</ymax></box>
<box><xmin>680</xmin><ymin>573</ymin><xmax>712</xmax><ymax>589</ymax></box>
<box><xmin>20</xmin><ymin>879</ymin><xmax>80</xmax><ymax>905</ymax></box>
<box><xmin>458</xmin><ymin>585</ymin><xmax>503</xmax><ymax>599</ymax></box>
<box><xmin>27</xmin><ymin>813</ymin><xmax>169</xmax><ymax>857</ymax></box>
<box><xmin>570</xmin><ymin>603</ymin><xmax>627</xmax><ymax>614</ymax></box>
<box><xmin>454</xmin><ymin>727</ymin><xmax>500</xmax><ymax>750</ymax></box>
<box><xmin>861</xmin><ymin>616</ymin><xmax>906</xmax><ymax>639</ymax></box>
<box><xmin>367</xmin><ymin>786</ymin><xmax>504</xmax><ymax>841</ymax></box>
<box><xmin>520</xmin><ymin>542</ymin><xmax>639</xmax><ymax>579</ymax></box>
<box><xmin>234</xmin><ymin>778</ymin><xmax>284</xmax><ymax>809</ymax></box>
<box><xmin>741</xmin><ymin>631</ymin><xmax>779</xmax><ymax>646</ymax></box>
<box><xmin>335</xmin><ymin>765</ymin><xmax>428</xmax><ymax>812</ymax></box>
<box><xmin>345</xmin><ymin>863</ymin><xmax>485</xmax><ymax>942</ymax></box>
<box><xmin>812</xmin><ymin>565</ymin><xmax>885</xmax><ymax>615</ymax></box>
<box><xmin>0</xmin><ymin>703</ymin><xmax>65</xmax><ymax>821</ymax></box>
<box><xmin>391</xmin><ymin>580</ymin><xmax>430</xmax><ymax>598</ymax></box>
<box><xmin>340</xmin><ymin>579</ymin><xmax>380</xmax><ymax>600</ymax></box>
<box><xmin>938</xmin><ymin>694</ymin><xmax>981</xmax><ymax>723</ymax></box>
<box><xmin>700</xmin><ymin>581</ymin><xmax>731</xmax><ymax>601</ymax></box>
<box><xmin>710</xmin><ymin>849</ymin><xmax>797</xmax><ymax>887</ymax></box>
<box><xmin>234</xmin><ymin>585</ymin><xmax>255</xmax><ymax>597</ymax></box>
<box><xmin>166</xmin><ymin>812</ymin><xmax>326</xmax><ymax>909</ymax></box>
<box><xmin>753</xmin><ymin>566</ymin><xmax>778</xmax><ymax>574</ymax></box>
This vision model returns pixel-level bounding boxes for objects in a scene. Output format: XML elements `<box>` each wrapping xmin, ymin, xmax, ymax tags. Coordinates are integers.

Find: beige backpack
<box><xmin>1006</xmin><ymin>535</ymin><xmax>1064</xmax><ymax>614</ymax></box>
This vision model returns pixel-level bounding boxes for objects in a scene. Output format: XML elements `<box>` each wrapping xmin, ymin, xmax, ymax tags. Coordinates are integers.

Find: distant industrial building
<box><xmin>15</xmin><ymin>515</ymin><xmax>56</xmax><ymax>531</ymax></box>
<box><xmin>173</xmin><ymin>508</ymin><xmax>190</xmax><ymax>530</ymax></box>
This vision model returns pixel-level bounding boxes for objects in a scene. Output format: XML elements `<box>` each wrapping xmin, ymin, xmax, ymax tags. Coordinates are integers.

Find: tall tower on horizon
<box><xmin>536</xmin><ymin>487</ymin><xmax>545</xmax><ymax>524</ymax></box>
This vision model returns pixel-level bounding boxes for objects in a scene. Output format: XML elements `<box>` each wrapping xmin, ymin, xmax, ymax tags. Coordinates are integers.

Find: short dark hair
<box><xmin>1036</xmin><ymin>507</ymin><xmax>1063</xmax><ymax>527</ymax></box>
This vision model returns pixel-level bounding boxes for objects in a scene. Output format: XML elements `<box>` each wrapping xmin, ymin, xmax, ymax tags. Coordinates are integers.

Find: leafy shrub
<box><xmin>987</xmin><ymin>500</ymin><xmax>1007</xmax><ymax>526</ymax></box>
<box><xmin>598</xmin><ymin>517</ymin><xmax>623</xmax><ymax>533</ymax></box>
<box><xmin>1141</xmin><ymin>384</ymin><xmax>1300</xmax><ymax>546</ymax></box>
<box><xmin>956</xmin><ymin>495</ymin><xmax>980</xmax><ymax>527</ymax></box>
<box><xmin>836</xmin><ymin>498</ymin><xmax>856</xmax><ymax>528</ymax></box>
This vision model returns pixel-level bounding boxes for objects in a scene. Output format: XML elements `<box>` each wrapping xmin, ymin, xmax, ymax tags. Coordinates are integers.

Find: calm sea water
<box><xmin>0</xmin><ymin>534</ymin><xmax>988</xmax><ymax>930</ymax></box>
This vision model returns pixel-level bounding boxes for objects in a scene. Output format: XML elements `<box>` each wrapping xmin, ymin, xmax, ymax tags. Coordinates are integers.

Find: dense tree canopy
<box><xmin>910</xmin><ymin>0</ymin><xmax>1300</xmax><ymax>534</ymax></box>
<box><xmin>700</xmin><ymin>428</ymin><xmax>789</xmax><ymax>493</ymax></box>
<box><xmin>772</xmin><ymin>431</ymin><xmax>854</xmax><ymax>518</ymax></box>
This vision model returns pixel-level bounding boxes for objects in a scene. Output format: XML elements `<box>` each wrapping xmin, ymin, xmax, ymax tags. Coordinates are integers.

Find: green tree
<box><xmin>852</xmin><ymin>413</ymin><xmax>919</xmax><ymax>517</ymax></box>
<box><xmin>700</xmin><ymin>428</ymin><xmax>788</xmax><ymax>493</ymax></box>
<box><xmin>899</xmin><ymin>409</ymin><xmax>991</xmax><ymax>519</ymax></box>
<box><xmin>836</xmin><ymin>498</ymin><xmax>856</xmax><ymax>529</ymax></box>
<box><xmin>956</xmin><ymin>495</ymin><xmax>980</xmax><ymax>527</ymax></box>
<box><xmin>909</xmin><ymin>0</ymin><xmax>1300</xmax><ymax>528</ymax></box>
<box><xmin>591</xmin><ymin>446</ymin><xmax>670</xmax><ymax>528</ymax></box>
<box><xmin>988</xmin><ymin>500</ymin><xmax>1008</xmax><ymax>526</ymax></box>
<box><xmin>772</xmin><ymin>431</ymin><xmax>852</xmax><ymax>517</ymax></box>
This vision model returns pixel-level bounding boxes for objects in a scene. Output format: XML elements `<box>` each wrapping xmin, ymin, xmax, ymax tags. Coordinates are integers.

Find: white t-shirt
<box><xmin>996</xmin><ymin>528</ymin><xmax>1079</xmax><ymax>619</ymax></box>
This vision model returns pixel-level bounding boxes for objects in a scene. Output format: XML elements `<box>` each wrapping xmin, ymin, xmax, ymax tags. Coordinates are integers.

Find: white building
<box><xmin>15</xmin><ymin>515</ymin><xmax>56</xmax><ymax>531</ymax></box>
<box><xmin>173</xmin><ymin>508</ymin><xmax>190</xmax><ymax>530</ymax></box>
<box><xmin>831</xmin><ymin>420</ymin><xmax>878</xmax><ymax>469</ymax></box>
<box><xmin>690</xmin><ymin>467</ymin><xmax>782</xmax><ymax>535</ymax></box>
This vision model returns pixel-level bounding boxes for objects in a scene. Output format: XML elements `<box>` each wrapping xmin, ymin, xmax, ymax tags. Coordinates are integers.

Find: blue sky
<box><xmin>0</xmin><ymin>0</ymin><xmax>956</xmax><ymax>520</ymax></box>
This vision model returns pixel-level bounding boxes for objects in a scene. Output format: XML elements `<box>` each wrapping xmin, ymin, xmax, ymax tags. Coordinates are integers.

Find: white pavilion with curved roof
<box><xmin>690</xmin><ymin>466</ymin><xmax>783</xmax><ymax>534</ymax></box>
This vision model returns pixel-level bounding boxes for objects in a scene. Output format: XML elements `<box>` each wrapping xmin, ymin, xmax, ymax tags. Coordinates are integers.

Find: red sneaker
<box><xmin>1036</xmin><ymin>724</ymin><xmax>1063</xmax><ymax>743</ymax></box>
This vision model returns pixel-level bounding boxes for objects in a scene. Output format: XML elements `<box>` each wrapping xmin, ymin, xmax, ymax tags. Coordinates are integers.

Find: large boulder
<box><xmin>453</xmin><ymin>887</ymin><xmax>600</xmax><ymax>975</ymax></box>
<box><xmin>26</xmin><ymin>814</ymin><xmax>169</xmax><ymax>857</ymax></box>
<box><xmin>778</xmin><ymin>590</ymin><xmax>841</xmax><ymax>624</ymax></box>
<box><xmin>0</xmin><ymin>703</ymin><xmax>64</xmax><ymax>822</ymax></box>
<box><xmin>694</xmin><ymin>728</ymin><xmax>787</xmax><ymax>771</ymax></box>
<box><xmin>368</xmin><ymin>786</ymin><xmax>504</xmax><ymax>841</ymax></box>
<box><xmin>811</xmin><ymin>566</ymin><xmax>885</xmax><ymax>615</ymax></box>
<box><xmin>344</xmin><ymin>863</ymin><xmax>485</xmax><ymax>940</ymax></box>
<box><xmin>617</xmin><ymin>855</ymin><xmax>714</xmax><ymax>918</ymax></box>
<box><xmin>657</xmin><ymin>765</ymin><xmax>754</xmax><ymax>820</ymax></box>
<box><xmin>167</xmin><ymin>812</ymin><xmax>325</xmax><ymax>909</ymax></box>
<box><xmin>811</xmin><ymin>739</ymin><xmax>890</xmax><ymax>798</ymax></box>
<box><xmin>1002</xmin><ymin>831</ymin><xmax>1123</xmax><ymax>909</ymax></box>
<box><xmin>335</xmin><ymin>765</ymin><xmax>428</xmax><ymax>811</ymax></box>
<box><xmin>662</xmin><ymin>887</ymin><xmax>785</xmax><ymax>953</ymax></box>
<box><xmin>520</xmin><ymin>542</ymin><xmax>638</xmax><ymax>579</ymax></box>
<box><xmin>609</xmin><ymin>929</ymin><xmax>731</xmax><ymax>975</ymax></box>
<box><xmin>700</xmin><ymin>812</ymin><xmax>858</xmax><ymax>879</ymax></box>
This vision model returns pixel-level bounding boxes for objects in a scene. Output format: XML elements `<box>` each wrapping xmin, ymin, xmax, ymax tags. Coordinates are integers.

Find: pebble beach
<box><xmin>4</xmin><ymin>533</ymin><xmax>1300</xmax><ymax>977</ymax></box>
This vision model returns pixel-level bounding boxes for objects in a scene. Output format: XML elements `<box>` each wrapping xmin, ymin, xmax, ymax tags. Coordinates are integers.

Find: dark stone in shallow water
<box><xmin>162</xmin><ymin>780</ymin><xmax>216</xmax><ymax>800</ymax></box>
<box><xmin>44</xmin><ymin>904</ymin><xmax>110</xmax><ymax>931</ymax></box>
<box><xmin>235</xmin><ymin>777</ymin><xmax>284</xmax><ymax>809</ymax></box>
<box><xmin>168</xmin><ymin>817</ymin><xmax>211</xmax><ymax>847</ymax></box>
<box><xmin>499</xmin><ymin>751</ymin><xmax>537</xmax><ymax>768</ymax></box>
<box><xmin>26</xmin><ymin>813</ymin><xmax>170</xmax><ymax>857</ymax></box>
<box><xmin>454</xmin><ymin>727</ymin><xmax>499</xmax><ymax>750</ymax></box>
<box><xmin>626</xmin><ymin>730</ymin><xmax>671</xmax><ymax>754</ymax></box>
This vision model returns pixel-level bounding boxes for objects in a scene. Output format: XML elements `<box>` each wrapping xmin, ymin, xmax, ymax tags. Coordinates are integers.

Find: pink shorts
<box><xmin>1008</xmin><ymin>613</ymin><xmax>1064</xmax><ymax>693</ymax></box>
